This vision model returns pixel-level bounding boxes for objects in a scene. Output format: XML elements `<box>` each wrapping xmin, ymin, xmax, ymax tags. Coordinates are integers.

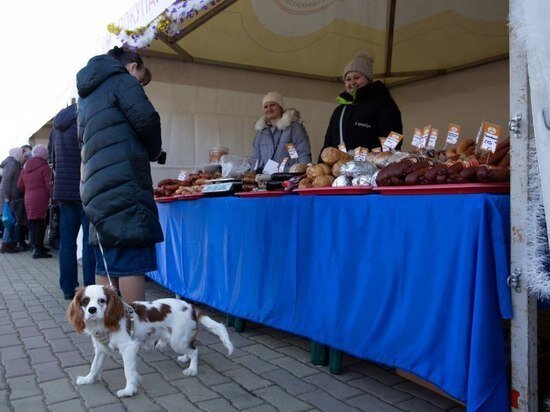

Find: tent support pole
<box><xmin>509</xmin><ymin>0</ymin><xmax>538</xmax><ymax>409</ymax></box>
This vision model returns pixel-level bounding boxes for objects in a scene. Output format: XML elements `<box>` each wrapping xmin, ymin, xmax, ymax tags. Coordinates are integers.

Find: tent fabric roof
<box><xmin>124</xmin><ymin>0</ymin><xmax>509</xmax><ymax>86</ymax></box>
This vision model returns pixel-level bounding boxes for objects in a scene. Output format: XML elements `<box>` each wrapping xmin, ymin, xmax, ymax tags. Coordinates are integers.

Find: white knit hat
<box><xmin>262</xmin><ymin>91</ymin><xmax>285</xmax><ymax>110</ymax></box>
<box><xmin>9</xmin><ymin>147</ymin><xmax>23</xmax><ymax>163</ymax></box>
<box><xmin>342</xmin><ymin>51</ymin><xmax>373</xmax><ymax>81</ymax></box>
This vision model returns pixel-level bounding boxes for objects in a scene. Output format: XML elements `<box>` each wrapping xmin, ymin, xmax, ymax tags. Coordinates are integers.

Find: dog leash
<box><xmin>95</xmin><ymin>231</ymin><xmax>136</xmax><ymax>338</ymax></box>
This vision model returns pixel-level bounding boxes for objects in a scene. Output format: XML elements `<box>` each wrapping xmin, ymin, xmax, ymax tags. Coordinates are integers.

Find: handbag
<box><xmin>10</xmin><ymin>198</ymin><xmax>26</xmax><ymax>226</ymax></box>
<box><xmin>2</xmin><ymin>202</ymin><xmax>15</xmax><ymax>227</ymax></box>
<box><xmin>48</xmin><ymin>204</ymin><xmax>60</xmax><ymax>247</ymax></box>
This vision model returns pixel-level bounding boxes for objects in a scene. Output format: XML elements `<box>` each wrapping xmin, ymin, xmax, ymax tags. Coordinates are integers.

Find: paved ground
<box><xmin>0</xmin><ymin>250</ymin><xmax>465</xmax><ymax>411</ymax></box>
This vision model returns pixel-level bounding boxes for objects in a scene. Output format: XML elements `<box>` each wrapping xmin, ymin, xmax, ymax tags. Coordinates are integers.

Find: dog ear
<box><xmin>103</xmin><ymin>287</ymin><xmax>124</xmax><ymax>332</ymax></box>
<box><xmin>67</xmin><ymin>288</ymin><xmax>86</xmax><ymax>333</ymax></box>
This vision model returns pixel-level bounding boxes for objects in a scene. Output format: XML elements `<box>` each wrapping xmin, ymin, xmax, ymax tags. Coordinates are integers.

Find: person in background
<box><xmin>21</xmin><ymin>145</ymin><xmax>32</xmax><ymax>159</ymax></box>
<box><xmin>252</xmin><ymin>91</ymin><xmax>312</xmax><ymax>172</ymax></box>
<box><xmin>11</xmin><ymin>144</ymin><xmax>33</xmax><ymax>251</ymax></box>
<box><xmin>49</xmin><ymin>103</ymin><xmax>96</xmax><ymax>300</ymax></box>
<box><xmin>17</xmin><ymin>144</ymin><xmax>52</xmax><ymax>258</ymax></box>
<box><xmin>321</xmin><ymin>51</ymin><xmax>402</xmax><ymax>155</ymax></box>
<box><xmin>0</xmin><ymin>147</ymin><xmax>24</xmax><ymax>253</ymax></box>
<box><xmin>76</xmin><ymin>46</ymin><xmax>163</xmax><ymax>303</ymax></box>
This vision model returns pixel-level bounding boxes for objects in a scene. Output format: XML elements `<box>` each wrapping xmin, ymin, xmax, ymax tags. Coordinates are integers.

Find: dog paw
<box><xmin>177</xmin><ymin>355</ymin><xmax>189</xmax><ymax>363</ymax></box>
<box><xmin>76</xmin><ymin>375</ymin><xmax>96</xmax><ymax>385</ymax></box>
<box><xmin>117</xmin><ymin>387</ymin><xmax>137</xmax><ymax>398</ymax></box>
<box><xmin>183</xmin><ymin>367</ymin><xmax>198</xmax><ymax>377</ymax></box>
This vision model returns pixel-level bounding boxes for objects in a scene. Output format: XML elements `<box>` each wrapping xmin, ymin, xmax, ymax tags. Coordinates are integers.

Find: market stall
<box><xmin>101</xmin><ymin>0</ymin><xmax>531</xmax><ymax>409</ymax></box>
<box><xmin>148</xmin><ymin>191</ymin><xmax>511</xmax><ymax>410</ymax></box>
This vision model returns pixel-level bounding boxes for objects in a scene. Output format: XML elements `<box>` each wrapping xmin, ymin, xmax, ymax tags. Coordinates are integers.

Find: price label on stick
<box><xmin>383</xmin><ymin>132</ymin><xmax>403</xmax><ymax>150</ymax></box>
<box><xmin>475</xmin><ymin>121</ymin><xmax>484</xmax><ymax>147</ymax></box>
<box><xmin>427</xmin><ymin>128</ymin><xmax>439</xmax><ymax>150</ymax></box>
<box><xmin>285</xmin><ymin>143</ymin><xmax>299</xmax><ymax>159</ymax></box>
<box><xmin>420</xmin><ymin>125</ymin><xmax>431</xmax><ymax>148</ymax></box>
<box><xmin>354</xmin><ymin>147</ymin><xmax>362</xmax><ymax>161</ymax></box>
<box><xmin>354</xmin><ymin>147</ymin><xmax>369</xmax><ymax>161</ymax></box>
<box><xmin>480</xmin><ymin>122</ymin><xmax>501</xmax><ymax>153</ymax></box>
<box><xmin>446</xmin><ymin>124</ymin><xmax>461</xmax><ymax>145</ymax></box>
<box><xmin>411</xmin><ymin>128</ymin><xmax>422</xmax><ymax>148</ymax></box>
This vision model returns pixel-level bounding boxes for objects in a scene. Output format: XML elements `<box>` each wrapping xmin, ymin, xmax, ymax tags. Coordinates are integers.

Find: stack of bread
<box><xmin>297</xmin><ymin>147</ymin><xmax>352</xmax><ymax>188</ymax></box>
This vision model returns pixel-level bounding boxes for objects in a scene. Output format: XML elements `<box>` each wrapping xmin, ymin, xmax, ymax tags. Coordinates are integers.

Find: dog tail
<box><xmin>197</xmin><ymin>312</ymin><xmax>234</xmax><ymax>356</ymax></box>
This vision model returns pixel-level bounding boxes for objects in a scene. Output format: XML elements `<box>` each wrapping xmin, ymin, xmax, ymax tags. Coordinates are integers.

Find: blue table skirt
<box><xmin>149</xmin><ymin>193</ymin><xmax>511</xmax><ymax>411</ymax></box>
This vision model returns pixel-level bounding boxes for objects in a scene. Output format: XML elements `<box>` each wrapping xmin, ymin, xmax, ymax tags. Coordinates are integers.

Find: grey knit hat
<box><xmin>342</xmin><ymin>51</ymin><xmax>373</xmax><ymax>81</ymax></box>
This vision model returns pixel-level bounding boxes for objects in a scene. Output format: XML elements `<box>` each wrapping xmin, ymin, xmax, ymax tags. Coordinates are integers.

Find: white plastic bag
<box><xmin>220</xmin><ymin>155</ymin><xmax>251</xmax><ymax>178</ymax></box>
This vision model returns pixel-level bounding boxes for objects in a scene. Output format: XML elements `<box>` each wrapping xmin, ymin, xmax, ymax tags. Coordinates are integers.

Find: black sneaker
<box><xmin>18</xmin><ymin>242</ymin><xmax>31</xmax><ymax>251</ymax></box>
<box><xmin>32</xmin><ymin>252</ymin><xmax>53</xmax><ymax>259</ymax></box>
<box><xmin>64</xmin><ymin>293</ymin><xmax>75</xmax><ymax>300</ymax></box>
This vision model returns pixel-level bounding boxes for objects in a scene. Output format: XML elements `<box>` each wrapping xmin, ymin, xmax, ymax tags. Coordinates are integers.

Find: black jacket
<box><xmin>49</xmin><ymin>104</ymin><xmax>81</xmax><ymax>202</ymax></box>
<box><xmin>76</xmin><ymin>55</ymin><xmax>163</xmax><ymax>247</ymax></box>
<box><xmin>322</xmin><ymin>81</ymin><xmax>402</xmax><ymax>154</ymax></box>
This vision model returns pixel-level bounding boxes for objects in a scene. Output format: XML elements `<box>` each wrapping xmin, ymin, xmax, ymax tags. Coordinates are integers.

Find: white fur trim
<box><xmin>254</xmin><ymin>108</ymin><xmax>302</xmax><ymax>131</ymax></box>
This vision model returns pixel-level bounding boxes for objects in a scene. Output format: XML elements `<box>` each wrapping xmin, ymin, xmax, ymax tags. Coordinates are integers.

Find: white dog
<box><xmin>67</xmin><ymin>285</ymin><xmax>234</xmax><ymax>397</ymax></box>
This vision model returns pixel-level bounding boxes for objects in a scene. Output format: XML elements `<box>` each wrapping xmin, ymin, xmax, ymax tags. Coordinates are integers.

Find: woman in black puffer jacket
<box><xmin>321</xmin><ymin>51</ymin><xmax>402</xmax><ymax>155</ymax></box>
<box><xmin>76</xmin><ymin>46</ymin><xmax>163</xmax><ymax>303</ymax></box>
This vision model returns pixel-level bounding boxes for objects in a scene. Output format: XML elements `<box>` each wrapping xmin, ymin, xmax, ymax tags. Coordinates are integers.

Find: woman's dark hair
<box><xmin>141</xmin><ymin>67</ymin><xmax>152</xmax><ymax>87</ymax></box>
<box><xmin>107</xmin><ymin>46</ymin><xmax>145</xmax><ymax>69</ymax></box>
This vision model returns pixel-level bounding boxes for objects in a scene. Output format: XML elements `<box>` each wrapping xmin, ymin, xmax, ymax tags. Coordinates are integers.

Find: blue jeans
<box><xmin>58</xmin><ymin>203</ymin><xmax>95</xmax><ymax>295</ymax></box>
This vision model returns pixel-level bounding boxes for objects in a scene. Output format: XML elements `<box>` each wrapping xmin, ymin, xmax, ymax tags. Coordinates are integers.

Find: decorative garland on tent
<box><xmin>107</xmin><ymin>0</ymin><xmax>222</xmax><ymax>49</ymax></box>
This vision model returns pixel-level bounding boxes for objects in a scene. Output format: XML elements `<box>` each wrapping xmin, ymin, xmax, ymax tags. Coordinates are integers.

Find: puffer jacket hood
<box><xmin>23</xmin><ymin>157</ymin><xmax>47</xmax><ymax>173</ymax></box>
<box><xmin>53</xmin><ymin>104</ymin><xmax>77</xmax><ymax>132</ymax></box>
<box><xmin>77</xmin><ymin>55</ymin><xmax>127</xmax><ymax>98</ymax></box>
<box><xmin>254</xmin><ymin>108</ymin><xmax>302</xmax><ymax>132</ymax></box>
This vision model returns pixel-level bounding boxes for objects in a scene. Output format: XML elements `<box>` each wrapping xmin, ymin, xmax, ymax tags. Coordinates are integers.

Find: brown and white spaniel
<box><xmin>67</xmin><ymin>285</ymin><xmax>234</xmax><ymax>397</ymax></box>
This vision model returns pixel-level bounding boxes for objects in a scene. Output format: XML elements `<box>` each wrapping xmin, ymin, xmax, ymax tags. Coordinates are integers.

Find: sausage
<box><xmin>376</xmin><ymin>158</ymin><xmax>422</xmax><ymax>186</ymax></box>
<box><xmin>477</xmin><ymin>166</ymin><xmax>510</xmax><ymax>182</ymax></box>
<box><xmin>425</xmin><ymin>164</ymin><xmax>449</xmax><ymax>183</ymax></box>
<box><xmin>242</xmin><ymin>184</ymin><xmax>257</xmax><ymax>192</ymax></box>
<box><xmin>405</xmin><ymin>167</ymin><xmax>431</xmax><ymax>185</ymax></box>
<box><xmin>487</xmin><ymin>147</ymin><xmax>509</xmax><ymax>165</ymax></box>
<box><xmin>460</xmin><ymin>166</ymin><xmax>483</xmax><ymax>182</ymax></box>
<box><xmin>498</xmin><ymin>151</ymin><xmax>510</xmax><ymax>168</ymax></box>
<box><xmin>158</xmin><ymin>178</ymin><xmax>179</xmax><ymax>187</ymax></box>
<box><xmin>403</xmin><ymin>160</ymin><xmax>435</xmax><ymax>175</ymax></box>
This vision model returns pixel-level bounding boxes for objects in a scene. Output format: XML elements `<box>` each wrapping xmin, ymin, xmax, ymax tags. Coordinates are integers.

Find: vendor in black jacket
<box><xmin>321</xmin><ymin>51</ymin><xmax>402</xmax><ymax>154</ymax></box>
